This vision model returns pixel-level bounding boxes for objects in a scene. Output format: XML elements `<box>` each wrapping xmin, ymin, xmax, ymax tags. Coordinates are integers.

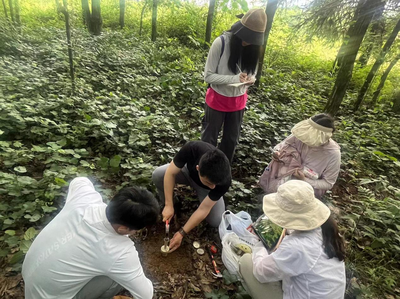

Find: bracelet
<box><xmin>179</xmin><ymin>228</ymin><xmax>187</xmax><ymax>238</ymax></box>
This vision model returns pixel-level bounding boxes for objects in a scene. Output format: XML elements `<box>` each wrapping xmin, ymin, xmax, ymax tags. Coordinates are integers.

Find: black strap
<box><xmin>208</xmin><ymin>35</ymin><xmax>225</xmax><ymax>90</ymax></box>
<box><xmin>220</xmin><ymin>35</ymin><xmax>225</xmax><ymax>59</ymax></box>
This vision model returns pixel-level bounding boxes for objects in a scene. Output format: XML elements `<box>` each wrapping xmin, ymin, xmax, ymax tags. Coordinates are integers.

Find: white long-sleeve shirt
<box><xmin>22</xmin><ymin>177</ymin><xmax>153</xmax><ymax>299</ymax></box>
<box><xmin>252</xmin><ymin>228</ymin><xmax>345</xmax><ymax>299</ymax></box>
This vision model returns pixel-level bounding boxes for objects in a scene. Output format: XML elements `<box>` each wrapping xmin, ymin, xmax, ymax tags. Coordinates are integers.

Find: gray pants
<box><xmin>239</xmin><ymin>254</ymin><xmax>283</xmax><ymax>299</ymax></box>
<box><xmin>201</xmin><ymin>103</ymin><xmax>245</xmax><ymax>162</ymax></box>
<box><xmin>73</xmin><ymin>276</ymin><xmax>123</xmax><ymax>299</ymax></box>
<box><xmin>152</xmin><ymin>164</ymin><xmax>225</xmax><ymax>227</ymax></box>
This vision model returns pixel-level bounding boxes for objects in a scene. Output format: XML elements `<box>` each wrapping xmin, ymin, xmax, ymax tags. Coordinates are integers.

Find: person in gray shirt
<box><xmin>202</xmin><ymin>8</ymin><xmax>267</xmax><ymax>162</ymax></box>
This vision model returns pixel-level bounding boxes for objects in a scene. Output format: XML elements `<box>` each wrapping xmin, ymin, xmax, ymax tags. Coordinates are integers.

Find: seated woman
<box><xmin>260</xmin><ymin>113</ymin><xmax>341</xmax><ymax>199</ymax></box>
<box><xmin>239</xmin><ymin>180</ymin><xmax>346</xmax><ymax>299</ymax></box>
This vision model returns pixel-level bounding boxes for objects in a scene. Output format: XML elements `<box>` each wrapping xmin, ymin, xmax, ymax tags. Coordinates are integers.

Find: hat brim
<box><xmin>262</xmin><ymin>192</ymin><xmax>331</xmax><ymax>230</ymax></box>
<box><xmin>231</xmin><ymin>21</ymin><xmax>265</xmax><ymax>46</ymax></box>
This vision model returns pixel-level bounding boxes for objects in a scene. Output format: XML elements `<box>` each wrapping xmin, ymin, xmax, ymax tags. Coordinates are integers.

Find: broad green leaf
<box><xmin>98</xmin><ymin>157</ymin><xmax>109</xmax><ymax>169</ymax></box>
<box><xmin>20</xmin><ymin>240</ymin><xmax>32</xmax><ymax>253</ymax></box>
<box><xmin>9</xmin><ymin>251</ymin><xmax>24</xmax><ymax>265</ymax></box>
<box><xmin>55</xmin><ymin>177</ymin><xmax>67</xmax><ymax>186</ymax></box>
<box><xmin>110</xmin><ymin>155</ymin><xmax>122</xmax><ymax>168</ymax></box>
<box><xmin>24</xmin><ymin>227</ymin><xmax>38</xmax><ymax>240</ymax></box>
<box><xmin>42</xmin><ymin>205</ymin><xmax>57</xmax><ymax>213</ymax></box>
<box><xmin>5</xmin><ymin>230</ymin><xmax>16</xmax><ymax>236</ymax></box>
<box><xmin>14</xmin><ymin>166</ymin><xmax>27</xmax><ymax>173</ymax></box>
<box><xmin>222</xmin><ymin>269</ymin><xmax>238</xmax><ymax>285</ymax></box>
<box><xmin>29</xmin><ymin>213</ymin><xmax>41</xmax><ymax>222</ymax></box>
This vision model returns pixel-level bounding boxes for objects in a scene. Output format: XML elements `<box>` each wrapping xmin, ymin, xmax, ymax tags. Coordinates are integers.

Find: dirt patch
<box><xmin>130</xmin><ymin>220</ymin><xmax>231</xmax><ymax>298</ymax></box>
<box><xmin>0</xmin><ymin>274</ymin><xmax>24</xmax><ymax>299</ymax></box>
<box><xmin>134</xmin><ymin>223</ymin><xmax>194</xmax><ymax>282</ymax></box>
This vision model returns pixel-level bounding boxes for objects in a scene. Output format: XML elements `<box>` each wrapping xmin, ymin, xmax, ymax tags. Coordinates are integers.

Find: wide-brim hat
<box><xmin>231</xmin><ymin>8</ymin><xmax>267</xmax><ymax>46</ymax></box>
<box><xmin>291</xmin><ymin>118</ymin><xmax>333</xmax><ymax>147</ymax></box>
<box><xmin>263</xmin><ymin>180</ymin><xmax>331</xmax><ymax>230</ymax></box>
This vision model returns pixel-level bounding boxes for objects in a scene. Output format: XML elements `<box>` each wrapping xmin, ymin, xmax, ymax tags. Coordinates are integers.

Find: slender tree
<box><xmin>151</xmin><ymin>0</ymin><xmax>157</xmax><ymax>41</ymax></box>
<box><xmin>354</xmin><ymin>18</ymin><xmax>400</xmax><ymax>110</ymax></box>
<box><xmin>332</xmin><ymin>0</ymin><xmax>386</xmax><ymax>72</ymax></box>
<box><xmin>255</xmin><ymin>0</ymin><xmax>279</xmax><ymax>87</ymax></box>
<box><xmin>324</xmin><ymin>0</ymin><xmax>381</xmax><ymax>116</ymax></box>
<box><xmin>2</xmin><ymin>0</ymin><xmax>8</xmax><ymax>19</ymax></box>
<box><xmin>119</xmin><ymin>0</ymin><xmax>126</xmax><ymax>29</ymax></box>
<box><xmin>358</xmin><ymin>5</ymin><xmax>385</xmax><ymax>67</ymax></box>
<box><xmin>57</xmin><ymin>0</ymin><xmax>75</xmax><ymax>93</ymax></box>
<box><xmin>8</xmin><ymin>0</ymin><xmax>14</xmax><ymax>22</ymax></box>
<box><xmin>90</xmin><ymin>0</ymin><xmax>102</xmax><ymax>35</ymax></box>
<box><xmin>14</xmin><ymin>0</ymin><xmax>20</xmax><ymax>26</ymax></box>
<box><xmin>139</xmin><ymin>1</ymin><xmax>147</xmax><ymax>36</ymax></box>
<box><xmin>81</xmin><ymin>0</ymin><xmax>91</xmax><ymax>27</ymax></box>
<box><xmin>205</xmin><ymin>0</ymin><xmax>216</xmax><ymax>46</ymax></box>
<box><xmin>392</xmin><ymin>89</ymin><xmax>400</xmax><ymax>113</ymax></box>
<box><xmin>370</xmin><ymin>53</ymin><xmax>400</xmax><ymax>106</ymax></box>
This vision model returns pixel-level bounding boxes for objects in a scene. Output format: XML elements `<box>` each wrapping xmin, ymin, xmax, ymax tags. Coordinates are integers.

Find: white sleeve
<box><xmin>304</xmin><ymin>150</ymin><xmax>341</xmax><ymax>190</ymax></box>
<box><xmin>108</xmin><ymin>247</ymin><xmax>153</xmax><ymax>299</ymax></box>
<box><xmin>65</xmin><ymin>177</ymin><xmax>102</xmax><ymax>205</ymax></box>
<box><xmin>204</xmin><ymin>37</ymin><xmax>241</xmax><ymax>85</ymax></box>
<box><xmin>270</xmin><ymin>236</ymin><xmax>316</xmax><ymax>277</ymax></box>
<box><xmin>252</xmin><ymin>242</ymin><xmax>285</xmax><ymax>283</ymax></box>
<box><xmin>253</xmin><ymin>236</ymin><xmax>316</xmax><ymax>283</ymax></box>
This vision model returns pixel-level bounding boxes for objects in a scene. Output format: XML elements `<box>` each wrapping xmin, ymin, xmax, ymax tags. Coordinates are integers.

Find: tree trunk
<box><xmin>392</xmin><ymin>90</ymin><xmax>400</xmax><ymax>114</ymax></box>
<box><xmin>90</xmin><ymin>0</ymin><xmax>102</xmax><ymax>35</ymax></box>
<box><xmin>2</xmin><ymin>0</ymin><xmax>8</xmax><ymax>19</ymax></box>
<box><xmin>333</xmin><ymin>0</ymin><xmax>385</xmax><ymax>73</ymax></box>
<box><xmin>332</xmin><ymin>43</ymin><xmax>346</xmax><ymax>71</ymax></box>
<box><xmin>139</xmin><ymin>1</ymin><xmax>147</xmax><ymax>36</ymax></box>
<box><xmin>370</xmin><ymin>54</ymin><xmax>400</xmax><ymax>106</ymax></box>
<box><xmin>58</xmin><ymin>0</ymin><xmax>75</xmax><ymax>93</ymax></box>
<box><xmin>14</xmin><ymin>0</ymin><xmax>20</xmax><ymax>26</ymax></box>
<box><xmin>8</xmin><ymin>0</ymin><xmax>14</xmax><ymax>22</ymax></box>
<box><xmin>151</xmin><ymin>0</ymin><xmax>157</xmax><ymax>41</ymax></box>
<box><xmin>255</xmin><ymin>0</ymin><xmax>279</xmax><ymax>87</ymax></box>
<box><xmin>358</xmin><ymin>2</ymin><xmax>385</xmax><ymax>68</ymax></box>
<box><xmin>81</xmin><ymin>0</ymin><xmax>91</xmax><ymax>27</ymax></box>
<box><xmin>119</xmin><ymin>0</ymin><xmax>125</xmax><ymax>29</ymax></box>
<box><xmin>358</xmin><ymin>43</ymin><xmax>374</xmax><ymax>67</ymax></box>
<box><xmin>205</xmin><ymin>0</ymin><xmax>216</xmax><ymax>46</ymax></box>
<box><xmin>354</xmin><ymin>18</ymin><xmax>400</xmax><ymax>111</ymax></box>
<box><xmin>324</xmin><ymin>0</ymin><xmax>380</xmax><ymax>116</ymax></box>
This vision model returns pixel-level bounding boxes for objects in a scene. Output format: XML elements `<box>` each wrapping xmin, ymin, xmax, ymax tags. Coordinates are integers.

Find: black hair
<box><xmin>198</xmin><ymin>149</ymin><xmax>231</xmax><ymax>185</ymax></box>
<box><xmin>321</xmin><ymin>215</ymin><xmax>346</xmax><ymax>261</ymax></box>
<box><xmin>106</xmin><ymin>186</ymin><xmax>159</xmax><ymax>230</ymax></box>
<box><xmin>311</xmin><ymin>113</ymin><xmax>335</xmax><ymax>132</ymax></box>
<box><xmin>227</xmin><ymin>33</ymin><xmax>261</xmax><ymax>75</ymax></box>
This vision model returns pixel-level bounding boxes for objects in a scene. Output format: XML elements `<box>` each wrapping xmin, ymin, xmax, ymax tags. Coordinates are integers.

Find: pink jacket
<box><xmin>260</xmin><ymin>135</ymin><xmax>341</xmax><ymax>198</ymax></box>
<box><xmin>259</xmin><ymin>143</ymin><xmax>302</xmax><ymax>194</ymax></box>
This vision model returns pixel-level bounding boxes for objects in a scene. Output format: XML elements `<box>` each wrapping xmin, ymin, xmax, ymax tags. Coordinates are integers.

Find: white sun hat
<box><xmin>291</xmin><ymin>118</ymin><xmax>333</xmax><ymax>147</ymax></box>
<box><xmin>262</xmin><ymin>180</ymin><xmax>331</xmax><ymax>230</ymax></box>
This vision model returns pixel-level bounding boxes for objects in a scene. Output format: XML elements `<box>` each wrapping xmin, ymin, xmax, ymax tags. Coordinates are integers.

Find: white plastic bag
<box><xmin>219</xmin><ymin>210</ymin><xmax>259</xmax><ymax>246</ymax></box>
<box><xmin>221</xmin><ymin>232</ymin><xmax>241</xmax><ymax>276</ymax></box>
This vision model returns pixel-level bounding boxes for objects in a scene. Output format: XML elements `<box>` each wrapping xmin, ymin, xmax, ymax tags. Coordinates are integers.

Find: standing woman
<box><xmin>202</xmin><ymin>9</ymin><xmax>267</xmax><ymax>162</ymax></box>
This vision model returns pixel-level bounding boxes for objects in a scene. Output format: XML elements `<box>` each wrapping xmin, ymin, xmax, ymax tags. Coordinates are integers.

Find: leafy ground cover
<box><xmin>0</xmin><ymin>21</ymin><xmax>399</xmax><ymax>298</ymax></box>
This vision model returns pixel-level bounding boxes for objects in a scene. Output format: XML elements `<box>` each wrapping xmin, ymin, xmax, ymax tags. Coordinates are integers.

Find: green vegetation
<box><xmin>1</xmin><ymin>0</ymin><xmax>400</xmax><ymax>297</ymax></box>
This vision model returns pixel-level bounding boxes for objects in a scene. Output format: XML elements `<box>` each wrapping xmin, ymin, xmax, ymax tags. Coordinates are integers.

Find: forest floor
<box><xmin>0</xmin><ymin>181</ymin><xmax>362</xmax><ymax>299</ymax></box>
<box><xmin>0</xmin><ymin>187</ymin><xmax>237</xmax><ymax>299</ymax></box>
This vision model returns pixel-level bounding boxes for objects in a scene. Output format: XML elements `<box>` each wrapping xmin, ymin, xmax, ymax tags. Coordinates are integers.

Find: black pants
<box><xmin>201</xmin><ymin>103</ymin><xmax>245</xmax><ymax>162</ymax></box>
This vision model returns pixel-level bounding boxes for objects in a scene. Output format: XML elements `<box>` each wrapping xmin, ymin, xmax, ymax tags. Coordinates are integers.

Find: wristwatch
<box><xmin>179</xmin><ymin>227</ymin><xmax>187</xmax><ymax>238</ymax></box>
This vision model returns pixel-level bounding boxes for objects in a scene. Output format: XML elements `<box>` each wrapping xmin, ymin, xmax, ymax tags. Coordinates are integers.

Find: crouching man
<box><xmin>152</xmin><ymin>141</ymin><xmax>231</xmax><ymax>252</ymax></box>
<box><xmin>22</xmin><ymin>177</ymin><xmax>159</xmax><ymax>299</ymax></box>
